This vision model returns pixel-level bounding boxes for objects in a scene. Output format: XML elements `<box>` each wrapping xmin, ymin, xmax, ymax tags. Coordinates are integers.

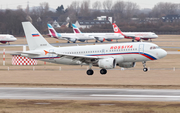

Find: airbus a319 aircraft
<box><xmin>0</xmin><ymin>34</ymin><xmax>17</xmax><ymax>44</ymax></box>
<box><xmin>112</xmin><ymin>23</ymin><xmax>158</xmax><ymax>42</ymax></box>
<box><xmin>21</xmin><ymin>22</ymin><xmax>167</xmax><ymax>75</ymax></box>
<box><xmin>72</xmin><ymin>24</ymin><xmax>124</xmax><ymax>42</ymax></box>
<box><xmin>47</xmin><ymin>24</ymin><xmax>95</xmax><ymax>43</ymax></box>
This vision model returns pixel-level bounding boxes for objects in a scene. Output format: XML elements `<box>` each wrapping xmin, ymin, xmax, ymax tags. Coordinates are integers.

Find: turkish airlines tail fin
<box><xmin>22</xmin><ymin>22</ymin><xmax>53</xmax><ymax>50</ymax></box>
<box><xmin>47</xmin><ymin>24</ymin><xmax>61</xmax><ymax>39</ymax></box>
<box><xmin>112</xmin><ymin>23</ymin><xmax>124</xmax><ymax>36</ymax></box>
<box><xmin>72</xmin><ymin>24</ymin><xmax>82</xmax><ymax>33</ymax></box>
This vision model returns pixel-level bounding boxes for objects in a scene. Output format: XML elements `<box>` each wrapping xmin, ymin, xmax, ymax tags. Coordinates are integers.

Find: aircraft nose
<box><xmin>158</xmin><ymin>49</ymin><xmax>167</xmax><ymax>59</ymax></box>
<box><xmin>156</xmin><ymin>35</ymin><xmax>158</xmax><ymax>38</ymax></box>
<box><xmin>14</xmin><ymin>37</ymin><xmax>17</xmax><ymax>41</ymax></box>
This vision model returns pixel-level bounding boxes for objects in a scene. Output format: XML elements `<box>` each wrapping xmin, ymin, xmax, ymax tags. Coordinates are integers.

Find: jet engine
<box><xmin>106</xmin><ymin>39</ymin><xmax>113</xmax><ymax>42</ymax></box>
<box><xmin>97</xmin><ymin>37</ymin><xmax>105</xmax><ymax>42</ymax></box>
<box><xmin>69</xmin><ymin>38</ymin><xmax>77</xmax><ymax>43</ymax></box>
<box><xmin>135</xmin><ymin>37</ymin><xmax>141</xmax><ymax>41</ymax></box>
<box><xmin>118</xmin><ymin>62</ymin><xmax>136</xmax><ymax>68</ymax></box>
<box><xmin>98</xmin><ymin>58</ymin><xmax>116</xmax><ymax>69</ymax></box>
<box><xmin>88</xmin><ymin>35</ymin><xmax>95</xmax><ymax>39</ymax></box>
<box><xmin>78</xmin><ymin>40</ymin><xmax>85</xmax><ymax>42</ymax></box>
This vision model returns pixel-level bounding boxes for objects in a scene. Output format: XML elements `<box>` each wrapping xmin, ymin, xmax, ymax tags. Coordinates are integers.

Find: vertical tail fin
<box><xmin>22</xmin><ymin>22</ymin><xmax>53</xmax><ymax>50</ymax></box>
<box><xmin>47</xmin><ymin>24</ymin><xmax>61</xmax><ymax>39</ymax></box>
<box><xmin>112</xmin><ymin>23</ymin><xmax>124</xmax><ymax>36</ymax></box>
<box><xmin>72</xmin><ymin>24</ymin><xmax>82</xmax><ymax>33</ymax></box>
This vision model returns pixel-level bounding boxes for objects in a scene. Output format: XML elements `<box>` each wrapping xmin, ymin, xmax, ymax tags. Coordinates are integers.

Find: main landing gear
<box><xmin>100</xmin><ymin>69</ymin><xmax>107</xmax><ymax>74</ymax></box>
<box><xmin>86</xmin><ymin>69</ymin><xmax>94</xmax><ymax>75</ymax></box>
<box><xmin>86</xmin><ymin>68</ymin><xmax>107</xmax><ymax>75</ymax></box>
<box><xmin>142</xmin><ymin>61</ymin><xmax>148</xmax><ymax>72</ymax></box>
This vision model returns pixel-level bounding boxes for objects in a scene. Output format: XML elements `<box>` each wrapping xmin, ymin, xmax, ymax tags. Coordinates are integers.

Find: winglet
<box><xmin>44</xmin><ymin>50</ymin><xmax>49</xmax><ymax>55</ymax></box>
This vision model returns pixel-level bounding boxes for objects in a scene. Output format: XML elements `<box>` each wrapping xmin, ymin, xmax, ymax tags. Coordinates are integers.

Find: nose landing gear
<box><xmin>142</xmin><ymin>61</ymin><xmax>148</xmax><ymax>72</ymax></box>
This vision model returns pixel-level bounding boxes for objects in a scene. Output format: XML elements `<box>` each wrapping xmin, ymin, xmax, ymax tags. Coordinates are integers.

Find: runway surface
<box><xmin>1</xmin><ymin>87</ymin><xmax>180</xmax><ymax>101</ymax></box>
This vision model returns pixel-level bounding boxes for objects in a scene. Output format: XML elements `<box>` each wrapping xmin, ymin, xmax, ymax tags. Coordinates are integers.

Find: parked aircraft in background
<box><xmin>47</xmin><ymin>24</ymin><xmax>95</xmax><ymax>43</ymax></box>
<box><xmin>0</xmin><ymin>34</ymin><xmax>17</xmax><ymax>44</ymax></box>
<box><xmin>72</xmin><ymin>24</ymin><xmax>124</xmax><ymax>42</ymax></box>
<box><xmin>21</xmin><ymin>22</ymin><xmax>167</xmax><ymax>75</ymax></box>
<box><xmin>112</xmin><ymin>23</ymin><xmax>158</xmax><ymax>42</ymax></box>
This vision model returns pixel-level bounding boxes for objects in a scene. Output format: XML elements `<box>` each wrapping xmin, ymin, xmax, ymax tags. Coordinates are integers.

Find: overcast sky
<box><xmin>1</xmin><ymin>0</ymin><xmax>180</xmax><ymax>10</ymax></box>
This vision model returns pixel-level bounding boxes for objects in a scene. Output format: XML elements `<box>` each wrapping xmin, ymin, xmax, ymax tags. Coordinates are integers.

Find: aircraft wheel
<box><xmin>86</xmin><ymin>69</ymin><xmax>94</xmax><ymax>75</ymax></box>
<box><xmin>95</xmin><ymin>40</ymin><xmax>98</xmax><ymax>43</ymax></box>
<box><xmin>132</xmin><ymin>40</ymin><xmax>134</xmax><ymax>42</ymax></box>
<box><xmin>100</xmin><ymin>69</ymin><xmax>107</xmax><ymax>75</ymax></box>
<box><xmin>143</xmin><ymin>68</ymin><xmax>148</xmax><ymax>72</ymax></box>
<box><xmin>67</xmin><ymin>41</ymin><xmax>70</xmax><ymax>43</ymax></box>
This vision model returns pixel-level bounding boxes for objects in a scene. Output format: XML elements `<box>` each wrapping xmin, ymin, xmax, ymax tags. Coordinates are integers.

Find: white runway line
<box><xmin>91</xmin><ymin>94</ymin><xmax>180</xmax><ymax>98</ymax></box>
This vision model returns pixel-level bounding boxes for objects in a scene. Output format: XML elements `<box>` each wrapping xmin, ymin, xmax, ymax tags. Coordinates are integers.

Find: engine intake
<box><xmin>98</xmin><ymin>58</ymin><xmax>116</xmax><ymax>69</ymax></box>
<box><xmin>69</xmin><ymin>38</ymin><xmax>77</xmax><ymax>43</ymax></box>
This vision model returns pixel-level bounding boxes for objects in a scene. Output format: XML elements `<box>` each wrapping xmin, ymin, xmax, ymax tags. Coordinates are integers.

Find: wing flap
<box><xmin>47</xmin><ymin>51</ymin><xmax>101</xmax><ymax>63</ymax></box>
<box><xmin>21</xmin><ymin>51</ymin><xmax>41</xmax><ymax>56</ymax></box>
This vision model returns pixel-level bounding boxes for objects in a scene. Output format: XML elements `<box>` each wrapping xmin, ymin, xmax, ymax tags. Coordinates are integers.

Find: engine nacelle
<box><xmin>69</xmin><ymin>38</ymin><xmax>77</xmax><ymax>43</ymax></box>
<box><xmin>98</xmin><ymin>58</ymin><xmax>116</xmax><ymax>69</ymax></box>
<box><xmin>106</xmin><ymin>39</ymin><xmax>113</xmax><ymax>42</ymax></box>
<box><xmin>78</xmin><ymin>40</ymin><xmax>85</xmax><ymax>42</ymax></box>
<box><xmin>0</xmin><ymin>41</ymin><xmax>7</xmax><ymax>44</ymax></box>
<box><xmin>118</xmin><ymin>62</ymin><xmax>136</xmax><ymax>68</ymax></box>
<box><xmin>88</xmin><ymin>35</ymin><xmax>95</xmax><ymax>39</ymax></box>
<box><xmin>135</xmin><ymin>37</ymin><xmax>141</xmax><ymax>41</ymax></box>
<box><xmin>98</xmin><ymin>37</ymin><xmax>105</xmax><ymax>42</ymax></box>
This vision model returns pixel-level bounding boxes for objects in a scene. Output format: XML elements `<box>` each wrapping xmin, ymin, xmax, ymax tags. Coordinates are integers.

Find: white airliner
<box><xmin>0</xmin><ymin>34</ymin><xmax>17</xmax><ymax>44</ymax></box>
<box><xmin>21</xmin><ymin>22</ymin><xmax>167</xmax><ymax>75</ymax></box>
<box><xmin>72</xmin><ymin>24</ymin><xmax>124</xmax><ymax>42</ymax></box>
<box><xmin>47</xmin><ymin>24</ymin><xmax>95</xmax><ymax>43</ymax></box>
<box><xmin>112</xmin><ymin>23</ymin><xmax>158</xmax><ymax>42</ymax></box>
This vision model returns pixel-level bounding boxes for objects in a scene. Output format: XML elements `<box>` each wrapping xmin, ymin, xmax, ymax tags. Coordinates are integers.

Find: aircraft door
<box><xmin>49</xmin><ymin>49</ymin><xmax>54</xmax><ymax>60</ymax></box>
<box><xmin>101</xmin><ymin>49</ymin><xmax>105</xmax><ymax>54</ymax></box>
<box><xmin>139</xmin><ymin>44</ymin><xmax>144</xmax><ymax>54</ymax></box>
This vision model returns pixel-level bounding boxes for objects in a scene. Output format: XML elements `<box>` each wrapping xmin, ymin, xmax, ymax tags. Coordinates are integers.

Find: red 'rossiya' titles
<box><xmin>110</xmin><ymin>45</ymin><xmax>133</xmax><ymax>49</ymax></box>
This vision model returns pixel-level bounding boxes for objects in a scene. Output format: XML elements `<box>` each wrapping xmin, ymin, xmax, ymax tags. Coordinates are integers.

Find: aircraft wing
<box><xmin>94</xmin><ymin>36</ymin><xmax>106</xmax><ymax>39</ymax></box>
<box><xmin>61</xmin><ymin>36</ymin><xmax>78</xmax><ymax>42</ymax></box>
<box><xmin>46</xmin><ymin>51</ymin><xmax>101</xmax><ymax>63</ymax></box>
<box><xmin>21</xmin><ymin>51</ymin><xmax>41</xmax><ymax>56</ymax></box>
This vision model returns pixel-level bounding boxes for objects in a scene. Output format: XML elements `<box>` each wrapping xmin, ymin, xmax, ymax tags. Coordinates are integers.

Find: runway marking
<box><xmin>91</xmin><ymin>94</ymin><xmax>180</xmax><ymax>98</ymax></box>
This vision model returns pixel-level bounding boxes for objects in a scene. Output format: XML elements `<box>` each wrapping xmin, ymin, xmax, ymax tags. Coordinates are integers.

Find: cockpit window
<box><xmin>150</xmin><ymin>46</ymin><xmax>160</xmax><ymax>50</ymax></box>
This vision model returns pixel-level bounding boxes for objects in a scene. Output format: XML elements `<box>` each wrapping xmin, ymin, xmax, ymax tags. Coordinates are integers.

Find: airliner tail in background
<box><xmin>72</xmin><ymin>24</ymin><xmax>82</xmax><ymax>33</ymax></box>
<box><xmin>47</xmin><ymin>24</ymin><xmax>62</xmax><ymax>39</ymax></box>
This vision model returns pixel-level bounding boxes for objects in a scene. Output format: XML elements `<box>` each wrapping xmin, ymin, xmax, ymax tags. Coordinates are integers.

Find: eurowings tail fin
<box><xmin>47</xmin><ymin>24</ymin><xmax>61</xmax><ymax>39</ymax></box>
<box><xmin>22</xmin><ymin>22</ymin><xmax>53</xmax><ymax>50</ymax></box>
<box><xmin>72</xmin><ymin>24</ymin><xmax>82</xmax><ymax>33</ymax></box>
<box><xmin>112</xmin><ymin>23</ymin><xmax>124</xmax><ymax>36</ymax></box>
